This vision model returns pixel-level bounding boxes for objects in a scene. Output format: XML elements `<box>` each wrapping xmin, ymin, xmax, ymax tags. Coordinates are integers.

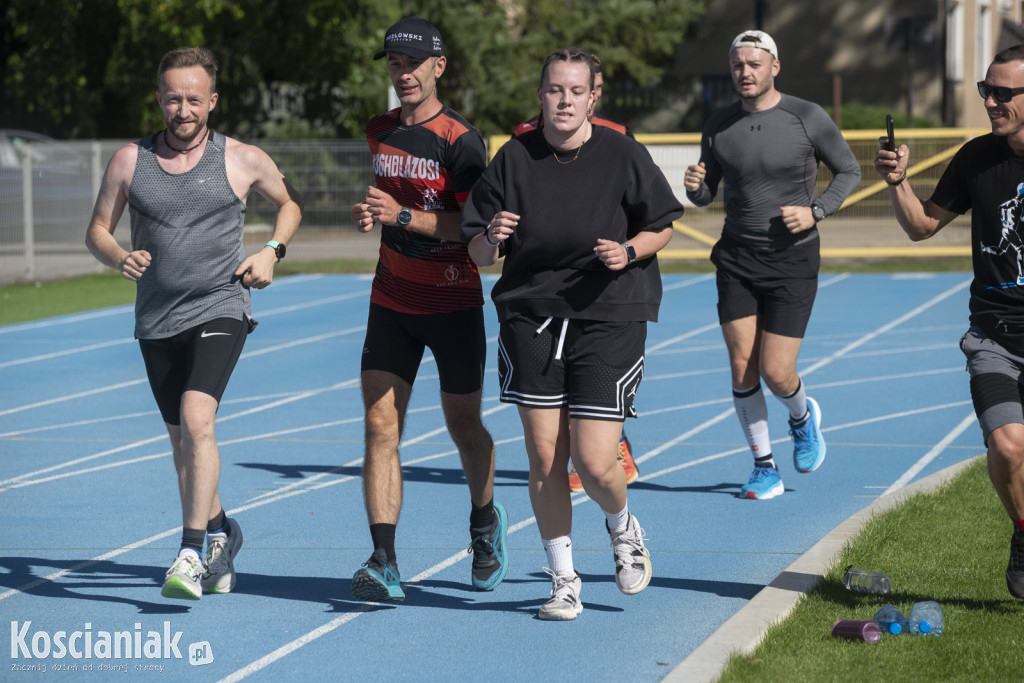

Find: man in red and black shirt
<box><xmin>349</xmin><ymin>17</ymin><xmax>508</xmax><ymax>602</ymax></box>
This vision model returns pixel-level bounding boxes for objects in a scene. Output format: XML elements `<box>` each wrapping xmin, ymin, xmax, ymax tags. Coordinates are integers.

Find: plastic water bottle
<box><xmin>842</xmin><ymin>565</ymin><xmax>892</xmax><ymax>594</ymax></box>
<box><xmin>873</xmin><ymin>604</ymin><xmax>909</xmax><ymax>635</ymax></box>
<box><xmin>908</xmin><ymin>601</ymin><xmax>944</xmax><ymax>636</ymax></box>
<box><xmin>830</xmin><ymin>619</ymin><xmax>881</xmax><ymax>643</ymax></box>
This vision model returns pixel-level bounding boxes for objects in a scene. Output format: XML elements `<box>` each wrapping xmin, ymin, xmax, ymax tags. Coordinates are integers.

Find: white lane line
<box><xmin>636</xmin><ymin>277</ymin><xmax>973</xmax><ymax>468</ymax></box>
<box><xmin>819</xmin><ymin>273</ymin><xmax>851</xmax><ymax>288</ymax></box>
<box><xmin>0</xmin><ymin>288</ymin><xmax>368</xmax><ymax>368</ymax></box>
<box><xmin>0</xmin><ymin>380</ymin><xmax>360</xmax><ymax>487</ymax></box>
<box><xmin>0</xmin><ymin>306</ymin><xmax>133</xmax><ymax>335</ymax></box>
<box><xmin>882</xmin><ymin>411</ymin><xmax>978</xmax><ymax>496</ymax></box>
<box><xmin>799</xmin><ymin>278</ymin><xmax>971</xmax><ymax>377</ymax></box>
<box><xmin>0</xmin><ymin>434</ymin><xmax>528</xmax><ymax>602</ymax></box>
<box><xmin>218</xmin><ymin>395</ymin><xmax>975</xmax><ymax>683</ymax></box>
<box><xmin>0</xmin><ymin>379</ymin><xmax>150</xmax><ymax>418</ymax></box>
<box><xmin>637</xmin><ymin>400</ymin><xmax>975</xmax><ymax>482</ymax></box>
<box><xmin>647</xmin><ymin>322</ymin><xmax>720</xmax><ymax>353</ymax></box>
<box><xmin>662</xmin><ymin>273</ymin><xmax>716</xmax><ymax>291</ymax></box>
<box><xmin>0</xmin><ymin>338</ymin><xmax>137</xmax><ymax>369</ymax></box>
<box><xmin>220</xmin><ymin>478</ymin><xmax>588</xmax><ymax>683</ymax></box>
<box><xmin>0</xmin><ymin>326</ymin><xmax>364</xmax><ymax>418</ymax></box>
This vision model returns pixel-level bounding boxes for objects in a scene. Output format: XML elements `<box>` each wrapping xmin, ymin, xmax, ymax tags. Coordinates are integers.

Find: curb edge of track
<box><xmin>665</xmin><ymin>453</ymin><xmax>982</xmax><ymax>682</ymax></box>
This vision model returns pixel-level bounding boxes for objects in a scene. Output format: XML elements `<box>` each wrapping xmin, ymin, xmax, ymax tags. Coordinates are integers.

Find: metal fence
<box><xmin>0</xmin><ymin>129</ymin><xmax>985</xmax><ymax>286</ymax></box>
<box><xmin>0</xmin><ymin>138</ymin><xmax>373</xmax><ymax>286</ymax></box>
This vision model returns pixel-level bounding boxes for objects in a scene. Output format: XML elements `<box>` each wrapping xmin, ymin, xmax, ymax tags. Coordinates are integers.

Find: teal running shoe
<box><xmin>351</xmin><ymin>549</ymin><xmax>404</xmax><ymax>602</ymax></box>
<box><xmin>469</xmin><ymin>502</ymin><xmax>509</xmax><ymax>591</ymax></box>
<box><xmin>791</xmin><ymin>396</ymin><xmax>826</xmax><ymax>473</ymax></box>
<box><xmin>739</xmin><ymin>465</ymin><xmax>784</xmax><ymax>500</ymax></box>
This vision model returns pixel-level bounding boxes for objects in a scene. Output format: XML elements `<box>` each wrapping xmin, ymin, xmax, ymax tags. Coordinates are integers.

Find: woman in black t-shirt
<box><xmin>461</xmin><ymin>48</ymin><xmax>683</xmax><ymax>621</ymax></box>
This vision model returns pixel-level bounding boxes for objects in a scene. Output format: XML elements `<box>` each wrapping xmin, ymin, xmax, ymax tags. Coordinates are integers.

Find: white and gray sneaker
<box><xmin>202</xmin><ymin>517</ymin><xmax>244</xmax><ymax>594</ymax></box>
<box><xmin>537</xmin><ymin>568</ymin><xmax>583</xmax><ymax>621</ymax></box>
<box><xmin>609</xmin><ymin>514</ymin><xmax>651</xmax><ymax>595</ymax></box>
<box><xmin>161</xmin><ymin>552</ymin><xmax>204</xmax><ymax>600</ymax></box>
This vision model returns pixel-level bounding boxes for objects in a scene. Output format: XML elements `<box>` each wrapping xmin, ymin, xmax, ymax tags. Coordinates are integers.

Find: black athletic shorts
<box><xmin>138</xmin><ymin>317</ymin><xmax>249</xmax><ymax>426</ymax></box>
<box><xmin>497</xmin><ymin>313</ymin><xmax>645</xmax><ymax>421</ymax></box>
<box><xmin>710</xmin><ymin>232</ymin><xmax>820</xmax><ymax>338</ymax></box>
<box><xmin>361</xmin><ymin>303</ymin><xmax>486</xmax><ymax>395</ymax></box>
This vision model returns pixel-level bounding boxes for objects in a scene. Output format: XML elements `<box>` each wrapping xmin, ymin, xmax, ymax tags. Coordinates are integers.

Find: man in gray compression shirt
<box><xmin>85</xmin><ymin>47</ymin><xmax>302</xmax><ymax>600</ymax></box>
<box><xmin>683</xmin><ymin>30</ymin><xmax>860</xmax><ymax>500</ymax></box>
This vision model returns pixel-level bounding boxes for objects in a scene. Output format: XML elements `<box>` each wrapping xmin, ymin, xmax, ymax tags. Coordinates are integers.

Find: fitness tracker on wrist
<box><xmin>397</xmin><ymin>207</ymin><xmax>413</xmax><ymax>228</ymax></box>
<box><xmin>265</xmin><ymin>240</ymin><xmax>286</xmax><ymax>262</ymax></box>
<box><xmin>623</xmin><ymin>242</ymin><xmax>637</xmax><ymax>265</ymax></box>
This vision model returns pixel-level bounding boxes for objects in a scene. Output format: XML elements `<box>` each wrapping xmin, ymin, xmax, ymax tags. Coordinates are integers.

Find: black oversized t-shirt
<box><xmin>931</xmin><ymin>133</ymin><xmax>1024</xmax><ymax>328</ymax></box>
<box><xmin>460</xmin><ymin>127</ymin><xmax>684</xmax><ymax>323</ymax></box>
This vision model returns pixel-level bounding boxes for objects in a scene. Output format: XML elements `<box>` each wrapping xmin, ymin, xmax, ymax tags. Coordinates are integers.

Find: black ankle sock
<box><xmin>180</xmin><ymin>527</ymin><xmax>206</xmax><ymax>554</ymax></box>
<box><xmin>207</xmin><ymin>509</ymin><xmax>228</xmax><ymax>535</ymax></box>
<box><xmin>369</xmin><ymin>523</ymin><xmax>397</xmax><ymax>565</ymax></box>
<box><xmin>470</xmin><ymin>499</ymin><xmax>495</xmax><ymax>529</ymax></box>
<box><xmin>754</xmin><ymin>453</ymin><xmax>776</xmax><ymax>469</ymax></box>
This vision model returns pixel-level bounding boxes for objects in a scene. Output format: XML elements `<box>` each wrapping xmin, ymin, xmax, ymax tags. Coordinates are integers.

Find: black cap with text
<box><xmin>374</xmin><ymin>17</ymin><xmax>444</xmax><ymax>60</ymax></box>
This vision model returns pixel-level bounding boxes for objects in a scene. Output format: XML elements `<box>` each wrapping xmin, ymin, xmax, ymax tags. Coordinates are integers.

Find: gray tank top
<box><xmin>128</xmin><ymin>131</ymin><xmax>249</xmax><ymax>339</ymax></box>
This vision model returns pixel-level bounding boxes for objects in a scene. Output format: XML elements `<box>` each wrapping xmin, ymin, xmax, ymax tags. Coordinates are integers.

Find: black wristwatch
<box><xmin>397</xmin><ymin>207</ymin><xmax>413</xmax><ymax>228</ymax></box>
<box><xmin>623</xmin><ymin>242</ymin><xmax>637</xmax><ymax>265</ymax></box>
<box><xmin>811</xmin><ymin>203</ymin><xmax>827</xmax><ymax>222</ymax></box>
<box><xmin>265</xmin><ymin>240</ymin><xmax>286</xmax><ymax>262</ymax></box>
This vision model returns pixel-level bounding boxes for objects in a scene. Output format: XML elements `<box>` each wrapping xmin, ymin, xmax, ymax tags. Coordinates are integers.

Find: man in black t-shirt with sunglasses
<box><xmin>875</xmin><ymin>43</ymin><xmax>1024</xmax><ymax>600</ymax></box>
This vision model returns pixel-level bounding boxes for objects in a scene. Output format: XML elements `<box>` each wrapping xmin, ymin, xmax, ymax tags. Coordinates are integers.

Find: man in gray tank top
<box><xmin>683</xmin><ymin>31</ymin><xmax>860</xmax><ymax>501</ymax></box>
<box><xmin>85</xmin><ymin>47</ymin><xmax>302</xmax><ymax>600</ymax></box>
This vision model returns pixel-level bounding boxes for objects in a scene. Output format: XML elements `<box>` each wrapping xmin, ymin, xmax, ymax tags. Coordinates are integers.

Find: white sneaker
<box><xmin>202</xmin><ymin>518</ymin><xmax>243</xmax><ymax>594</ymax></box>
<box><xmin>609</xmin><ymin>514</ymin><xmax>652</xmax><ymax>595</ymax></box>
<box><xmin>161</xmin><ymin>552</ymin><xmax>204</xmax><ymax>600</ymax></box>
<box><xmin>537</xmin><ymin>568</ymin><xmax>583</xmax><ymax>621</ymax></box>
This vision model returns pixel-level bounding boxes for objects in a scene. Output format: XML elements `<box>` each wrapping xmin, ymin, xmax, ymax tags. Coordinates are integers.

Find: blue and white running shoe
<box><xmin>791</xmin><ymin>396</ymin><xmax>826</xmax><ymax>473</ymax></box>
<box><xmin>739</xmin><ymin>465</ymin><xmax>784</xmax><ymax>500</ymax></box>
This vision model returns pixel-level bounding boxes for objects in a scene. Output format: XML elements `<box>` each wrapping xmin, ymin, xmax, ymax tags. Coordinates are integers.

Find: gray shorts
<box><xmin>960</xmin><ymin>325</ymin><xmax>1024</xmax><ymax>443</ymax></box>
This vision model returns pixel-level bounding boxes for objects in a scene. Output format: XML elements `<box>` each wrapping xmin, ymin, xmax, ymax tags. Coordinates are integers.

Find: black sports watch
<box><xmin>811</xmin><ymin>203</ymin><xmax>827</xmax><ymax>222</ymax></box>
<box><xmin>265</xmin><ymin>240</ymin><xmax>286</xmax><ymax>262</ymax></box>
<box><xmin>623</xmin><ymin>242</ymin><xmax>637</xmax><ymax>265</ymax></box>
<box><xmin>397</xmin><ymin>207</ymin><xmax>413</xmax><ymax>228</ymax></box>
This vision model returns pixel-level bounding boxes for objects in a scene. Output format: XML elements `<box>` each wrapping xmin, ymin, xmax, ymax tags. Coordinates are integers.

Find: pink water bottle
<box><xmin>831</xmin><ymin>619</ymin><xmax>881</xmax><ymax>643</ymax></box>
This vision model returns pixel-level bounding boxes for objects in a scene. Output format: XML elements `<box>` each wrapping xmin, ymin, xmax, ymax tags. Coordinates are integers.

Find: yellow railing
<box><xmin>489</xmin><ymin>128</ymin><xmax>989</xmax><ymax>260</ymax></box>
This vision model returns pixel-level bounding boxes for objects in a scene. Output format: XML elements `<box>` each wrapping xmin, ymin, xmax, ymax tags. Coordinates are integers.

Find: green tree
<box><xmin>1</xmin><ymin>0</ymin><xmax>706</xmax><ymax>139</ymax></box>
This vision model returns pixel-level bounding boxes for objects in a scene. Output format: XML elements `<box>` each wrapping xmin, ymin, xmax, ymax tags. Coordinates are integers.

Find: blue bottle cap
<box><xmin>889</xmin><ymin>623</ymin><xmax>902</xmax><ymax>635</ymax></box>
<box><xmin>919</xmin><ymin>621</ymin><xmax>931</xmax><ymax>633</ymax></box>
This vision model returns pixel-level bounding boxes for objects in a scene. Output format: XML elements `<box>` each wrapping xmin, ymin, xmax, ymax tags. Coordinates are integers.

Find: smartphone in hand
<box><xmin>884</xmin><ymin>114</ymin><xmax>896</xmax><ymax>152</ymax></box>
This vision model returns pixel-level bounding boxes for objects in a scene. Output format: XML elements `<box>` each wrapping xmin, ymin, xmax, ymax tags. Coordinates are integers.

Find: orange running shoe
<box><xmin>567</xmin><ymin>432</ymin><xmax>638</xmax><ymax>492</ymax></box>
<box><xmin>568</xmin><ymin>461</ymin><xmax>584</xmax><ymax>492</ymax></box>
<box><xmin>617</xmin><ymin>431</ymin><xmax>639</xmax><ymax>484</ymax></box>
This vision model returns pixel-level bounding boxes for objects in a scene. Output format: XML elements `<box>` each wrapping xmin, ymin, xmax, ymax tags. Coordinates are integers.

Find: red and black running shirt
<box><xmin>366</xmin><ymin>105</ymin><xmax>486</xmax><ymax>314</ymax></box>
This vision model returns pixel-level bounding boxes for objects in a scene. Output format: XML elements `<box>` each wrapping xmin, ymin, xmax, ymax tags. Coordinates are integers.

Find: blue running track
<box><xmin>0</xmin><ymin>272</ymin><xmax>982</xmax><ymax>680</ymax></box>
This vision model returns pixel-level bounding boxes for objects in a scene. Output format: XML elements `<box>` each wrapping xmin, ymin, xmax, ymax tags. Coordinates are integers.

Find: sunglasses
<box><xmin>977</xmin><ymin>81</ymin><xmax>1024</xmax><ymax>103</ymax></box>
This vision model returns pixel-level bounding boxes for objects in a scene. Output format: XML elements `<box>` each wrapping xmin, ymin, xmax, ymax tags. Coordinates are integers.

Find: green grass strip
<box><xmin>718</xmin><ymin>457</ymin><xmax>1023</xmax><ymax>682</ymax></box>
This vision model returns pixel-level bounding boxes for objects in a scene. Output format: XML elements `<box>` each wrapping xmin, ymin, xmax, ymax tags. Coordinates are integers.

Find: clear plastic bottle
<box><xmin>908</xmin><ymin>601</ymin><xmax>944</xmax><ymax>636</ymax></box>
<box><xmin>873</xmin><ymin>604</ymin><xmax>909</xmax><ymax>635</ymax></box>
<box><xmin>830</xmin><ymin>619</ymin><xmax>881</xmax><ymax>643</ymax></box>
<box><xmin>842</xmin><ymin>565</ymin><xmax>892</xmax><ymax>594</ymax></box>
